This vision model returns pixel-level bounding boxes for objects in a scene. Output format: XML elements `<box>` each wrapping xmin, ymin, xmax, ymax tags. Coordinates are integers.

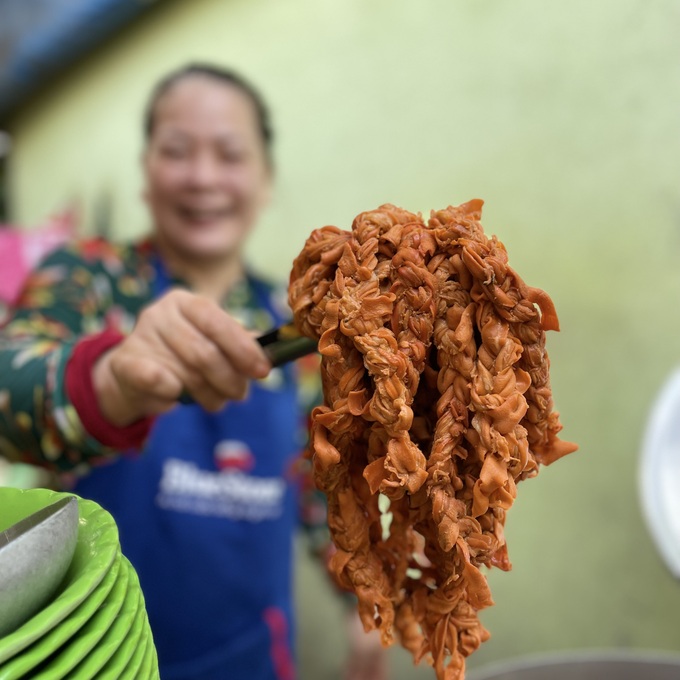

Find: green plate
<box><xmin>30</xmin><ymin>550</ymin><xmax>131</xmax><ymax>680</ymax></box>
<box><xmin>0</xmin><ymin>488</ymin><xmax>120</xmax><ymax>665</ymax></box>
<box><xmin>141</xmin><ymin>637</ymin><xmax>160</xmax><ymax>680</ymax></box>
<box><xmin>96</xmin><ymin>572</ymin><xmax>148</xmax><ymax>679</ymax></box>
<box><xmin>136</xmin><ymin>635</ymin><xmax>154</xmax><ymax>680</ymax></box>
<box><xmin>58</xmin><ymin>557</ymin><xmax>141</xmax><ymax>679</ymax></box>
<box><xmin>0</xmin><ymin>549</ymin><xmax>122</xmax><ymax>680</ymax></box>
<box><xmin>114</xmin><ymin>613</ymin><xmax>149</xmax><ymax>680</ymax></box>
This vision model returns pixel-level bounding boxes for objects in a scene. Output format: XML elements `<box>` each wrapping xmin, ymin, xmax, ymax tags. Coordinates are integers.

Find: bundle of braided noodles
<box><xmin>289</xmin><ymin>200</ymin><xmax>577</xmax><ymax>680</ymax></box>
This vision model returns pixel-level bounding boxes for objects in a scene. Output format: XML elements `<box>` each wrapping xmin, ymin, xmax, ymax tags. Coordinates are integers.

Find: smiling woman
<box><xmin>0</xmin><ymin>63</ymin><xmax>384</xmax><ymax>680</ymax></box>
<box><xmin>141</xmin><ymin>66</ymin><xmax>273</xmax><ymax>292</ymax></box>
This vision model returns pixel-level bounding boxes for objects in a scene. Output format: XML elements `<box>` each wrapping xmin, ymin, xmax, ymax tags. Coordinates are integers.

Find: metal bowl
<box><xmin>469</xmin><ymin>650</ymin><xmax>680</xmax><ymax>680</ymax></box>
<box><xmin>0</xmin><ymin>494</ymin><xmax>79</xmax><ymax>637</ymax></box>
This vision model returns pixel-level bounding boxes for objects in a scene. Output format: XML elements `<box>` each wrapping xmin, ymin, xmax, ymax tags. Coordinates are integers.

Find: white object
<box><xmin>639</xmin><ymin>367</ymin><xmax>680</xmax><ymax>578</ymax></box>
<box><xmin>0</xmin><ymin>496</ymin><xmax>79</xmax><ymax>637</ymax></box>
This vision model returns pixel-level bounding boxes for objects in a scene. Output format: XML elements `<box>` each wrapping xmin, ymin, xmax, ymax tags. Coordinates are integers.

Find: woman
<box><xmin>0</xmin><ymin>64</ymin><xmax>385</xmax><ymax>680</ymax></box>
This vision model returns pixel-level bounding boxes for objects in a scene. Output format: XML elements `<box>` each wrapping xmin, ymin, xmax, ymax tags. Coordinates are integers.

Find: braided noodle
<box><xmin>289</xmin><ymin>201</ymin><xmax>577</xmax><ymax>680</ymax></box>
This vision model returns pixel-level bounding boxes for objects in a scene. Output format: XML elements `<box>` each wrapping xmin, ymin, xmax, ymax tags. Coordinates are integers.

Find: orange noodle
<box><xmin>289</xmin><ymin>201</ymin><xmax>577</xmax><ymax>680</ymax></box>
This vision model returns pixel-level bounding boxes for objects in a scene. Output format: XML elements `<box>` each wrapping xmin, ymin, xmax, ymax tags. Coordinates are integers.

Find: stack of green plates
<box><xmin>0</xmin><ymin>487</ymin><xmax>159</xmax><ymax>679</ymax></box>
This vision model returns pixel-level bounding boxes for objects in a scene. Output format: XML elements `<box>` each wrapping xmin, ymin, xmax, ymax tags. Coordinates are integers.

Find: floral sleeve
<box><xmin>0</xmin><ymin>241</ymin><xmax>133</xmax><ymax>473</ymax></box>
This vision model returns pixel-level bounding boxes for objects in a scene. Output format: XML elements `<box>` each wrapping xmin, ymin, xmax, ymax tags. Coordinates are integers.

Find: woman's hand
<box><xmin>93</xmin><ymin>289</ymin><xmax>271</xmax><ymax>426</ymax></box>
<box><xmin>343</xmin><ymin>609</ymin><xmax>388</xmax><ymax>680</ymax></box>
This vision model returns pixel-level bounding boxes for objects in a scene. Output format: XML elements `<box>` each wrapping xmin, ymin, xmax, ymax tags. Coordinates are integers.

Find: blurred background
<box><xmin>1</xmin><ymin>0</ymin><xmax>680</xmax><ymax>678</ymax></box>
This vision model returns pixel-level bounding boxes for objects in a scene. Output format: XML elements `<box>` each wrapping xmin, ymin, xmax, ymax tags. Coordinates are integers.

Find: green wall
<box><xmin>7</xmin><ymin>0</ymin><xmax>680</xmax><ymax>677</ymax></box>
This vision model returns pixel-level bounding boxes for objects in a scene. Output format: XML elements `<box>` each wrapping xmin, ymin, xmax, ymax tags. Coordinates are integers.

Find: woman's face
<box><xmin>143</xmin><ymin>76</ymin><xmax>271</xmax><ymax>262</ymax></box>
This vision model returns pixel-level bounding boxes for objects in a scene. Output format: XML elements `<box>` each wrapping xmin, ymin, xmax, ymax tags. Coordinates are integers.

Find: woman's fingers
<box><xmin>126</xmin><ymin>289</ymin><xmax>271</xmax><ymax>411</ymax></box>
<box><xmin>157</xmin><ymin>308</ymin><xmax>246</xmax><ymax>396</ymax></box>
<box><xmin>95</xmin><ymin>343</ymin><xmax>184</xmax><ymax>427</ymax></box>
<box><xmin>96</xmin><ymin>289</ymin><xmax>275</xmax><ymax>423</ymax></box>
<box><xmin>174</xmin><ymin>292</ymin><xmax>271</xmax><ymax>379</ymax></box>
<box><xmin>112</xmin><ymin>350</ymin><xmax>184</xmax><ymax>408</ymax></box>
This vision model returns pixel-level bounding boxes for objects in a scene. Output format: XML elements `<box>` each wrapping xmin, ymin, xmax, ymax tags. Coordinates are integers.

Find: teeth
<box><xmin>182</xmin><ymin>210</ymin><xmax>224</xmax><ymax>221</ymax></box>
<box><xmin>181</xmin><ymin>207</ymin><xmax>232</xmax><ymax>220</ymax></box>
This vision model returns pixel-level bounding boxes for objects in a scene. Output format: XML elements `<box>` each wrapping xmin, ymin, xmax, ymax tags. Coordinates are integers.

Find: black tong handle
<box><xmin>257</xmin><ymin>323</ymin><xmax>318</xmax><ymax>367</ymax></box>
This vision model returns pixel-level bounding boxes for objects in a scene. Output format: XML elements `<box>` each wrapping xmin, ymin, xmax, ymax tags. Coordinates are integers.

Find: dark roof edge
<box><xmin>0</xmin><ymin>0</ymin><xmax>161</xmax><ymax>124</ymax></box>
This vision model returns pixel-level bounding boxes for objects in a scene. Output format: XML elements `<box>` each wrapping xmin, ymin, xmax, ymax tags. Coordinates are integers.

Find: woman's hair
<box><xmin>143</xmin><ymin>63</ymin><xmax>273</xmax><ymax>165</ymax></box>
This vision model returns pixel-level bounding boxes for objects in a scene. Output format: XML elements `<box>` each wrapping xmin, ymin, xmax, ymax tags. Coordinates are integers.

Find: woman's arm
<box><xmin>0</xmin><ymin>243</ymin><xmax>129</xmax><ymax>472</ymax></box>
<box><xmin>0</xmin><ymin>241</ymin><xmax>273</xmax><ymax>473</ymax></box>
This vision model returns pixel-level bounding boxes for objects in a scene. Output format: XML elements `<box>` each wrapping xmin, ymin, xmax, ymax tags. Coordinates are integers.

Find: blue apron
<box><xmin>74</xmin><ymin>257</ymin><xmax>301</xmax><ymax>680</ymax></box>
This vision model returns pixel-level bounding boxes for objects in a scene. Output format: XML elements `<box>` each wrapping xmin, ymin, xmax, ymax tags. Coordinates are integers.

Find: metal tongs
<box><xmin>179</xmin><ymin>323</ymin><xmax>317</xmax><ymax>404</ymax></box>
<box><xmin>256</xmin><ymin>322</ymin><xmax>317</xmax><ymax>367</ymax></box>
